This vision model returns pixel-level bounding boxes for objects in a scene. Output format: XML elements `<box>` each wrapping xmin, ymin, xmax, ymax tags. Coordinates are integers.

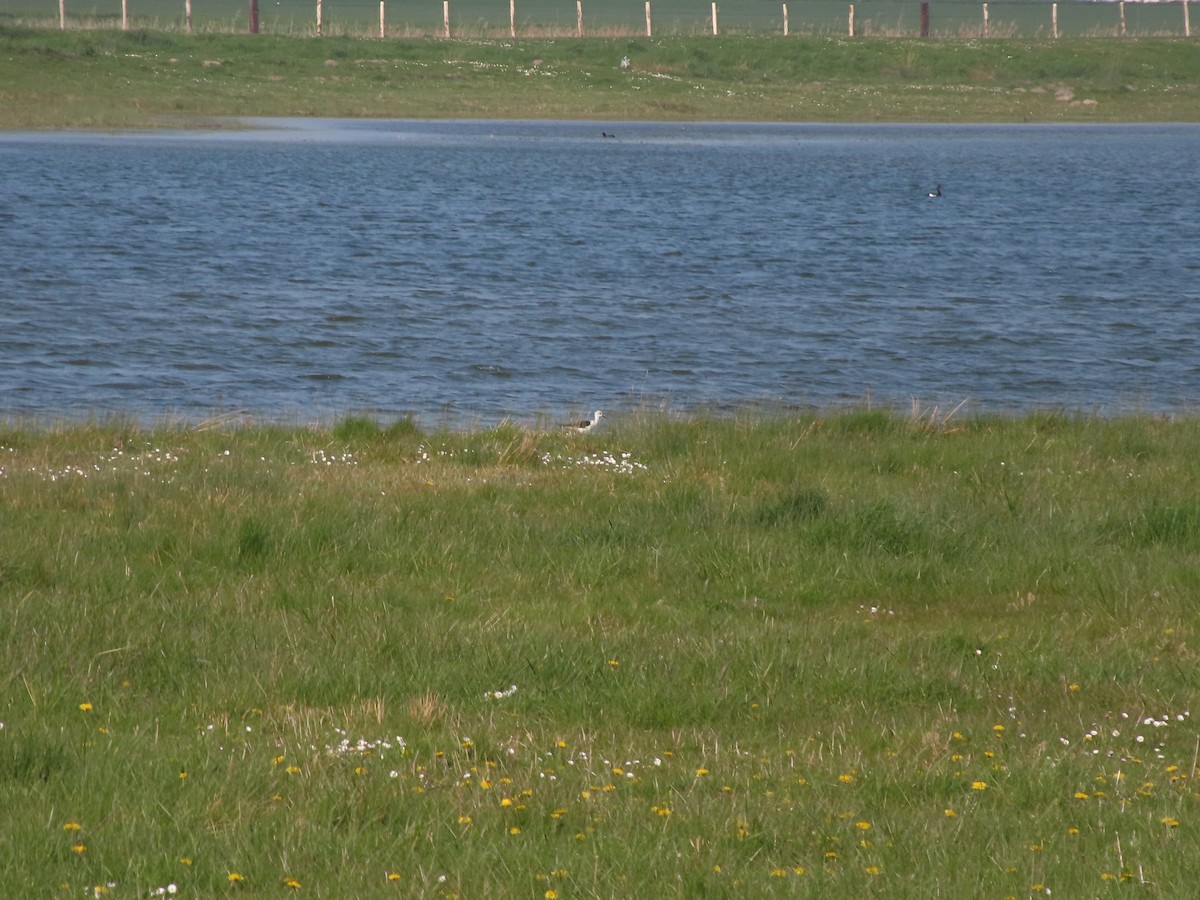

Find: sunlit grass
<box><xmin>2</xmin><ymin>28</ymin><xmax>1199</xmax><ymax>128</ymax></box>
<box><xmin>2</xmin><ymin>409</ymin><xmax>1199</xmax><ymax>895</ymax></box>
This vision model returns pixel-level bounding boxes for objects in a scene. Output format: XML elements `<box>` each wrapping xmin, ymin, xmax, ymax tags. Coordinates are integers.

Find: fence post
<box><xmin>1184</xmin><ymin>0</ymin><xmax>1191</xmax><ymax>38</ymax></box>
<box><xmin>782</xmin><ymin>3</ymin><xmax>788</xmax><ymax>35</ymax></box>
<box><xmin>185</xmin><ymin>0</ymin><xmax>192</xmax><ymax>32</ymax></box>
<box><xmin>122</xmin><ymin>0</ymin><xmax>128</xmax><ymax>30</ymax></box>
<box><xmin>316</xmin><ymin>0</ymin><xmax>323</xmax><ymax>36</ymax></box>
<box><xmin>509</xmin><ymin>0</ymin><xmax>515</xmax><ymax>37</ymax></box>
<box><xmin>645</xmin><ymin>0</ymin><xmax>652</xmax><ymax>36</ymax></box>
<box><xmin>249</xmin><ymin>0</ymin><xmax>259</xmax><ymax>32</ymax></box>
<box><xmin>576</xmin><ymin>0</ymin><xmax>582</xmax><ymax>36</ymax></box>
<box><xmin>848</xmin><ymin>3</ymin><xmax>854</xmax><ymax>36</ymax></box>
<box><xmin>1119</xmin><ymin>0</ymin><xmax>1125</xmax><ymax>36</ymax></box>
<box><xmin>711</xmin><ymin>2</ymin><xmax>718</xmax><ymax>34</ymax></box>
<box><xmin>982</xmin><ymin>2</ymin><xmax>988</xmax><ymax>37</ymax></box>
<box><xmin>1051</xmin><ymin>2</ymin><xmax>1058</xmax><ymax>38</ymax></box>
<box><xmin>920</xmin><ymin>1</ymin><xmax>929</xmax><ymax>36</ymax></box>
<box><xmin>443</xmin><ymin>0</ymin><xmax>450</xmax><ymax>37</ymax></box>
<box><xmin>379</xmin><ymin>1</ymin><xmax>385</xmax><ymax>37</ymax></box>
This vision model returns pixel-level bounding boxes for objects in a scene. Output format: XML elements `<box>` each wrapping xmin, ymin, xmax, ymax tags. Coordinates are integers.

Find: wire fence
<box><xmin>4</xmin><ymin>0</ymin><xmax>1194</xmax><ymax>37</ymax></box>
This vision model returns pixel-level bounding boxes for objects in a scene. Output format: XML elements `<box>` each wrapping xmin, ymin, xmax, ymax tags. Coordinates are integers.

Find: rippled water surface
<box><xmin>2</xmin><ymin>119</ymin><xmax>1198</xmax><ymax>425</ymax></box>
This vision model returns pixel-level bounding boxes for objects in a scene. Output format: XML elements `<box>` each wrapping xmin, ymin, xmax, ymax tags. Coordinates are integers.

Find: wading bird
<box><xmin>563</xmin><ymin>410</ymin><xmax>603</xmax><ymax>433</ymax></box>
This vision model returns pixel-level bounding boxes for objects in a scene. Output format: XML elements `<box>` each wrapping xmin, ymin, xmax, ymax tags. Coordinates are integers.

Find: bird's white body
<box><xmin>565</xmin><ymin>410</ymin><xmax>603</xmax><ymax>433</ymax></box>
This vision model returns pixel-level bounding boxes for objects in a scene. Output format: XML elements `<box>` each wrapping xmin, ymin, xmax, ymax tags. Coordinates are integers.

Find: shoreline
<box><xmin>3</xmin><ymin>30</ymin><xmax>1199</xmax><ymax>129</ymax></box>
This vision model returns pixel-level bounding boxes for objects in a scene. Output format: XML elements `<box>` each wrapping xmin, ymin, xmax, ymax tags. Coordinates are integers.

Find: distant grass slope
<box><xmin>2</xmin><ymin>26</ymin><xmax>1198</xmax><ymax>127</ymax></box>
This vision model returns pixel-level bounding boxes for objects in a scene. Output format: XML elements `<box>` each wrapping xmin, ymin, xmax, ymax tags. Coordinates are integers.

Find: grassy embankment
<box><xmin>2</xmin><ymin>25</ymin><xmax>1199</xmax><ymax>128</ymax></box>
<box><xmin>2</xmin><ymin>409</ymin><xmax>1200</xmax><ymax>896</ymax></box>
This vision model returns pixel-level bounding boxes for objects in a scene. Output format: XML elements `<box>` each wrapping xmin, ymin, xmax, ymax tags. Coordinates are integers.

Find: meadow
<box><xmin>3</xmin><ymin>0</ymin><xmax>1196</xmax><ymax>38</ymax></box>
<box><xmin>2</xmin><ymin>407</ymin><xmax>1199</xmax><ymax>896</ymax></box>
<box><xmin>3</xmin><ymin>24</ymin><xmax>1200</xmax><ymax>126</ymax></box>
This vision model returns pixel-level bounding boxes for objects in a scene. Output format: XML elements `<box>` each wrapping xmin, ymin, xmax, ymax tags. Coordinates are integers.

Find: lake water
<box><xmin>2</xmin><ymin>119</ymin><xmax>1198</xmax><ymax>427</ymax></box>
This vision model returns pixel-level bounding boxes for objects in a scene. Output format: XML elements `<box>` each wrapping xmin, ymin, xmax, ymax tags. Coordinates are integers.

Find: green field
<box><xmin>2</xmin><ymin>0</ymin><xmax>1195</xmax><ymax>37</ymax></box>
<box><xmin>3</xmin><ymin>24</ymin><xmax>1199</xmax><ymax>127</ymax></box>
<box><xmin>2</xmin><ymin>409</ymin><xmax>1200</xmax><ymax>896</ymax></box>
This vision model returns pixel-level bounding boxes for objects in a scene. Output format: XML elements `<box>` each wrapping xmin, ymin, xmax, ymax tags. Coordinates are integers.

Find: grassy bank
<box><xmin>2</xmin><ymin>409</ymin><xmax>1199</xmax><ymax>895</ymax></box>
<box><xmin>2</xmin><ymin>26</ymin><xmax>1200</xmax><ymax>127</ymax></box>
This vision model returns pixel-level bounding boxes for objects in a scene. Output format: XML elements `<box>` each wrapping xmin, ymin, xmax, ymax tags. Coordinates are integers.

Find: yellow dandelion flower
<box><xmin>770</xmin><ymin>867</ymin><xmax>788</xmax><ymax>877</ymax></box>
<box><xmin>71</xmin><ymin>843</ymin><xmax>87</xmax><ymax>854</ymax></box>
<box><xmin>228</xmin><ymin>873</ymin><xmax>244</xmax><ymax>884</ymax></box>
<box><xmin>97</xmin><ymin>726</ymin><xmax>108</xmax><ymax>735</ymax></box>
<box><xmin>63</xmin><ymin>822</ymin><xmax>82</xmax><ymax>831</ymax></box>
<box><xmin>79</xmin><ymin>703</ymin><xmax>92</xmax><ymax>712</ymax></box>
<box><xmin>179</xmin><ymin>770</ymin><xmax>188</xmax><ymax>780</ymax></box>
<box><xmin>1068</xmin><ymin>683</ymin><xmax>1080</xmax><ymax>692</ymax></box>
<box><xmin>509</xmin><ymin>826</ymin><xmax>522</xmax><ymax>835</ymax></box>
<box><xmin>282</xmin><ymin>876</ymin><xmax>301</xmax><ymax>889</ymax></box>
<box><xmin>1074</xmin><ymin>791</ymin><xmax>1090</xmax><ymax>799</ymax></box>
<box><xmin>856</xmin><ymin>821</ymin><xmax>872</xmax><ymax>830</ymax></box>
<box><xmin>545</xmin><ymin>891</ymin><xmax>559</xmax><ymax>899</ymax></box>
<box><xmin>1161</xmin><ymin>817</ymin><xmax>1180</xmax><ymax>828</ymax></box>
<box><xmin>285</xmin><ymin>765</ymin><xmax>302</xmax><ymax>775</ymax></box>
<box><xmin>793</xmin><ymin>866</ymin><xmax>807</xmax><ymax>876</ymax></box>
<box><xmin>944</xmin><ymin>808</ymin><xmax>957</xmax><ymax>817</ymax></box>
<box><xmin>654</xmin><ymin>806</ymin><xmax>672</xmax><ymax>817</ymax></box>
<box><xmin>866</xmin><ymin>865</ymin><xmax>881</xmax><ymax>875</ymax></box>
<box><xmin>500</xmin><ymin>797</ymin><xmax>513</xmax><ymax>808</ymax></box>
<box><xmin>179</xmin><ymin>857</ymin><xmax>193</xmax><ymax>866</ymax></box>
<box><xmin>457</xmin><ymin>815</ymin><xmax>472</xmax><ymax>825</ymax></box>
<box><xmin>272</xmin><ymin>755</ymin><xmax>285</xmax><ymax>766</ymax></box>
<box><xmin>479</xmin><ymin>779</ymin><xmax>491</xmax><ymax>790</ymax></box>
<box><xmin>606</xmin><ymin>659</ymin><xmax>619</xmax><ymax>668</ymax></box>
<box><xmin>386</xmin><ymin>872</ymin><xmax>401</xmax><ymax>882</ymax></box>
<box><xmin>971</xmin><ymin>780</ymin><xmax>988</xmax><ymax>791</ymax></box>
<box><xmin>1067</xmin><ymin>826</ymin><xmax>1080</xmax><ymax>835</ymax></box>
<box><xmin>825</xmin><ymin>850</ymin><xmax>838</xmax><ymax>860</ymax></box>
<box><xmin>695</xmin><ymin>768</ymin><xmax>709</xmax><ymax>776</ymax></box>
<box><xmin>838</xmin><ymin>773</ymin><xmax>854</xmax><ymax>784</ymax></box>
<box><xmin>992</xmin><ymin>724</ymin><xmax>1005</xmax><ymax>733</ymax></box>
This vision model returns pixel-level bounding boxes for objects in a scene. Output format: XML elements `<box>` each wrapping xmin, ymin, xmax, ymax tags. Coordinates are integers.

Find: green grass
<box><xmin>2</xmin><ymin>26</ymin><xmax>1199</xmax><ymax>127</ymax></box>
<box><xmin>2</xmin><ymin>408</ymin><xmax>1199</xmax><ymax>896</ymax></box>
<box><xmin>2</xmin><ymin>0</ymin><xmax>1194</xmax><ymax>38</ymax></box>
